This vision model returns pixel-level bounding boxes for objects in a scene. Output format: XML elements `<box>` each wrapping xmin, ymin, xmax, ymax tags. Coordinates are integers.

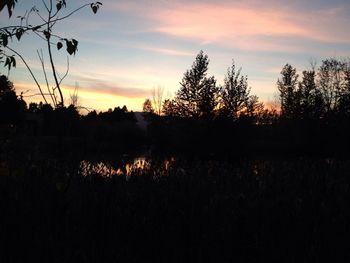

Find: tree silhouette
<box><xmin>152</xmin><ymin>86</ymin><xmax>164</xmax><ymax>116</ymax></box>
<box><xmin>0</xmin><ymin>0</ymin><xmax>102</xmax><ymax>107</ymax></box>
<box><xmin>338</xmin><ymin>60</ymin><xmax>350</xmax><ymax>116</ymax></box>
<box><xmin>175</xmin><ymin>51</ymin><xmax>218</xmax><ymax>118</ymax></box>
<box><xmin>317</xmin><ymin>58</ymin><xmax>345</xmax><ymax>114</ymax></box>
<box><xmin>0</xmin><ymin>74</ymin><xmax>26</xmax><ymax>124</ymax></box>
<box><xmin>142</xmin><ymin>98</ymin><xmax>154</xmax><ymax>114</ymax></box>
<box><xmin>219</xmin><ymin>61</ymin><xmax>251</xmax><ymax>119</ymax></box>
<box><xmin>277</xmin><ymin>64</ymin><xmax>300</xmax><ymax>119</ymax></box>
<box><xmin>162</xmin><ymin>99</ymin><xmax>178</xmax><ymax>117</ymax></box>
<box><xmin>244</xmin><ymin>95</ymin><xmax>264</xmax><ymax>119</ymax></box>
<box><xmin>298</xmin><ymin>69</ymin><xmax>325</xmax><ymax>119</ymax></box>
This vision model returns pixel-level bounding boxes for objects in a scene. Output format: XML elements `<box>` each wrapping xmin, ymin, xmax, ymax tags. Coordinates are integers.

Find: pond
<box><xmin>78</xmin><ymin>156</ymin><xmax>176</xmax><ymax>178</ymax></box>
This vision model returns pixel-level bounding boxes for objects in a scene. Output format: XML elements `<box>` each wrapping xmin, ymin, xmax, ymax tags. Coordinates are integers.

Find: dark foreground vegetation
<box><xmin>2</xmin><ymin>0</ymin><xmax>349</xmax><ymax>261</ymax></box>
<box><xmin>2</xmin><ymin>52</ymin><xmax>350</xmax><ymax>154</ymax></box>
<box><xmin>1</xmin><ymin>156</ymin><xmax>350</xmax><ymax>262</ymax></box>
<box><xmin>1</xmin><ymin>53</ymin><xmax>350</xmax><ymax>262</ymax></box>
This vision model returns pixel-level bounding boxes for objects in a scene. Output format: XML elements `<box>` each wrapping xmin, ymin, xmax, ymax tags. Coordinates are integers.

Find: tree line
<box><xmin>278</xmin><ymin>59</ymin><xmax>350</xmax><ymax>120</ymax></box>
<box><xmin>1</xmin><ymin>50</ymin><xmax>350</xmax><ymax>155</ymax></box>
<box><xmin>144</xmin><ymin>51</ymin><xmax>350</xmax><ymax>124</ymax></box>
<box><xmin>144</xmin><ymin>51</ymin><xmax>266</xmax><ymax>122</ymax></box>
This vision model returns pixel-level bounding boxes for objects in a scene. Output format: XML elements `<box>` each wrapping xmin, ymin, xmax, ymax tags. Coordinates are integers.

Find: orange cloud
<box><xmin>62</xmin><ymin>84</ymin><xmax>146</xmax><ymax>112</ymax></box>
<box><xmin>13</xmin><ymin>80</ymin><xmax>148</xmax><ymax>112</ymax></box>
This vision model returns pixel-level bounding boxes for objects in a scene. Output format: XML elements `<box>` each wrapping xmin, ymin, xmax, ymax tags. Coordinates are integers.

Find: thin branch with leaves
<box><xmin>0</xmin><ymin>0</ymin><xmax>102</xmax><ymax>107</ymax></box>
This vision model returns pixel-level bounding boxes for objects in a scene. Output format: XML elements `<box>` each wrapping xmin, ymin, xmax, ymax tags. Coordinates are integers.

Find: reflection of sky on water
<box><xmin>79</xmin><ymin>157</ymin><xmax>175</xmax><ymax>178</ymax></box>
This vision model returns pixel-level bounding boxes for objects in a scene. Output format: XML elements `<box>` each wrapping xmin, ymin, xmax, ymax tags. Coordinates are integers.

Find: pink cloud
<box><xmin>110</xmin><ymin>1</ymin><xmax>350</xmax><ymax>52</ymax></box>
<box><xmin>156</xmin><ymin>4</ymin><xmax>349</xmax><ymax>49</ymax></box>
<box><xmin>135</xmin><ymin>45</ymin><xmax>194</xmax><ymax>57</ymax></box>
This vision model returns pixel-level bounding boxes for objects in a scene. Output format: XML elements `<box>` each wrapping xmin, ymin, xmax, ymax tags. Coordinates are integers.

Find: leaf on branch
<box><xmin>4</xmin><ymin>56</ymin><xmax>16</xmax><ymax>70</ymax></box>
<box><xmin>4</xmin><ymin>57</ymin><xmax>10</xmax><ymax>68</ymax></box>
<box><xmin>15</xmin><ymin>28</ymin><xmax>24</xmax><ymax>41</ymax></box>
<box><xmin>1</xmin><ymin>34</ymin><xmax>8</xmax><ymax>47</ymax></box>
<box><xmin>0</xmin><ymin>0</ymin><xmax>17</xmax><ymax>17</ymax></box>
<box><xmin>65</xmin><ymin>39</ymin><xmax>78</xmax><ymax>55</ymax></box>
<box><xmin>91</xmin><ymin>2</ymin><xmax>102</xmax><ymax>14</ymax></box>
<box><xmin>44</xmin><ymin>30</ymin><xmax>51</xmax><ymax>40</ymax></box>
<box><xmin>10</xmin><ymin>56</ymin><xmax>16</xmax><ymax>68</ymax></box>
<box><xmin>56</xmin><ymin>0</ymin><xmax>67</xmax><ymax>10</ymax></box>
<box><xmin>57</xmin><ymin>41</ymin><xmax>63</xmax><ymax>50</ymax></box>
<box><xmin>91</xmin><ymin>5</ymin><xmax>97</xmax><ymax>14</ymax></box>
<box><xmin>56</xmin><ymin>3</ymin><xmax>62</xmax><ymax>11</ymax></box>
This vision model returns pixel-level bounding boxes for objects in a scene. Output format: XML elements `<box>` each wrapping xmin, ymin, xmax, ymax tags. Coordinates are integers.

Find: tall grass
<box><xmin>1</xmin><ymin>156</ymin><xmax>350</xmax><ymax>262</ymax></box>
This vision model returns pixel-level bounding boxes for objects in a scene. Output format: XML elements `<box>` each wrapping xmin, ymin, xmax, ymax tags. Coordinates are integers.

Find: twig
<box><xmin>58</xmin><ymin>56</ymin><xmax>69</xmax><ymax>86</ymax></box>
<box><xmin>22</xmin><ymin>92</ymin><xmax>54</xmax><ymax>98</ymax></box>
<box><xmin>37</xmin><ymin>49</ymin><xmax>57</xmax><ymax>107</ymax></box>
<box><xmin>5</xmin><ymin>46</ymin><xmax>48</xmax><ymax>104</ymax></box>
<box><xmin>46</xmin><ymin>6</ymin><xmax>64</xmax><ymax>107</ymax></box>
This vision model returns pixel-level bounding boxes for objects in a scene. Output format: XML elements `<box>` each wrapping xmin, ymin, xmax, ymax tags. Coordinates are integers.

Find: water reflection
<box><xmin>79</xmin><ymin>160</ymin><xmax>120</xmax><ymax>177</ymax></box>
<box><xmin>79</xmin><ymin>157</ymin><xmax>175</xmax><ymax>178</ymax></box>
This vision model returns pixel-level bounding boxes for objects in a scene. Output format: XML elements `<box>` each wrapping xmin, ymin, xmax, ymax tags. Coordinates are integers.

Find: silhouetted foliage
<box><xmin>255</xmin><ymin>107</ymin><xmax>279</xmax><ymax>125</ymax></box>
<box><xmin>298</xmin><ymin>69</ymin><xmax>325</xmax><ymax>120</ymax></box>
<box><xmin>1</xmin><ymin>155</ymin><xmax>350</xmax><ymax>262</ymax></box>
<box><xmin>2</xmin><ymin>52</ymin><xmax>350</xmax><ymax>263</ymax></box>
<box><xmin>97</xmin><ymin>106</ymin><xmax>135</xmax><ymax>123</ymax></box>
<box><xmin>219</xmin><ymin>61</ymin><xmax>251</xmax><ymax>119</ymax></box>
<box><xmin>143</xmin><ymin>98</ymin><xmax>154</xmax><ymax>114</ymax></box>
<box><xmin>0</xmin><ymin>0</ymin><xmax>17</xmax><ymax>17</ymax></box>
<box><xmin>277</xmin><ymin>58</ymin><xmax>350</xmax><ymax>122</ymax></box>
<box><xmin>142</xmin><ymin>98</ymin><xmax>156</xmax><ymax>123</ymax></box>
<box><xmin>278</xmin><ymin>64</ymin><xmax>300</xmax><ymax>119</ymax></box>
<box><xmin>79</xmin><ymin>106</ymin><xmax>144</xmax><ymax>150</ymax></box>
<box><xmin>338</xmin><ymin>60</ymin><xmax>350</xmax><ymax>116</ymax></box>
<box><xmin>152</xmin><ymin>86</ymin><xmax>164</xmax><ymax>116</ymax></box>
<box><xmin>162</xmin><ymin>99</ymin><xmax>178</xmax><ymax>117</ymax></box>
<box><xmin>0</xmin><ymin>0</ymin><xmax>102</xmax><ymax>107</ymax></box>
<box><xmin>0</xmin><ymin>74</ymin><xmax>26</xmax><ymax>124</ymax></box>
<box><xmin>317</xmin><ymin>58</ymin><xmax>343</xmax><ymax>114</ymax></box>
<box><xmin>175</xmin><ymin>51</ymin><xmax>218</xmax><ymax>118</ymax></box>
<box><xmin>160</xmin><ymin>53</ymin><xmax>264</xmax><ymax>123</ymax></box>
<box><xmin>244</xmin><ymin>95</ymin><xmax>264</xmax><ymax>121</ymax></box>
<box><xmin>316</xmin><ymin>58</ymin><xmax>350</xmax><ymax>118</ymax></box>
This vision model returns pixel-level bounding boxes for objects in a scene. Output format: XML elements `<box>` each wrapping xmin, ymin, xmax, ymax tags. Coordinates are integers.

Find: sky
<box><xmin>1</xmin><ymin>0</ymin><xmax>350</xmax><ymax>112</ymax></box>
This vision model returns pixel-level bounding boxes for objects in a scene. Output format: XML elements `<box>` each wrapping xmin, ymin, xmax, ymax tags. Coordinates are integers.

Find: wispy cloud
<box><xmin>6</xmin><ymin>0</ymin><xmax>350</xmax><ymax>111</ymax></box>
<box><xmin>109</xmin><ymin>0</ymin><xmax>350</xmax><ymax>53</ymax></box>
<box><xmin>72</xmin><ymin>78</ymin><xmax>150</xmax><ymax>98</ymax></box>
<box><xmin>154</xmin><ymin>4</ymin><xmax>349</xmax><ymax>49</ymax></box>
<box><xmin>14</xmin><ymin>79</ymin><xmax>149</xmax><ymax>99</ymax></box>
<box><xmin>14</xmin><ymin>79</ymin><xmax>149</xmax><ymax>111</ymax></box>
<box><xmin>133</xmin><ymin>45</ymin><xmax>194</xmax><ymax>57</ymax></box>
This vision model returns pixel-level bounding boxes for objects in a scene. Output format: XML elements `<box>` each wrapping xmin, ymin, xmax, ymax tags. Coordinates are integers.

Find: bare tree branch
<box><xmin>5</xmin><ymin>46</ymin><xmax>48</xmax><ymax>104</ymax></box>
<box><xmin>37</xmin><ymin>49</ymin><xmax>57</xmax><ymax>107</ymax></box>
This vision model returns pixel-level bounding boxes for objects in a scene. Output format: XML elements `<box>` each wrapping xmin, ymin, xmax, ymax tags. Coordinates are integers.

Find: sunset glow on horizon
<box><xmin>1</xmin><ymin>0</ymin><xmax>350</xmax><ymax>112</ymax></box>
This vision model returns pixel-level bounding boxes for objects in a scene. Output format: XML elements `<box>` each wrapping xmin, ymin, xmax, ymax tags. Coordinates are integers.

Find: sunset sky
<box><xmin>1</xmin><ymin>0</ymin><xmax>350</xmax><ymax>111</ymax></box>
